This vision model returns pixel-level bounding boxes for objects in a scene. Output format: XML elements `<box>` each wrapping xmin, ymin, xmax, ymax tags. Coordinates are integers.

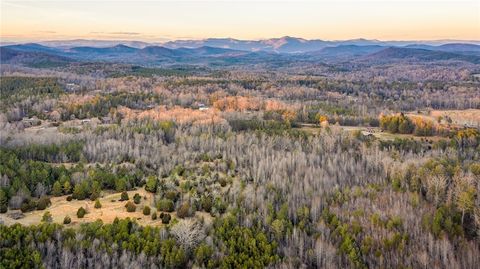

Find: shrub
<box><xmin>115</xmin><ymin>178</ymin><xmax>127</xmax><ymax>192</ymax></box>
<box><xmin>143</xmin><ymin>205</ymin><xmax>151</xmax><ymax>215</ymax></box>
<box><xmin>172</xmin><ymin>165</ymin><xmax>185</xmax><ymax>176</ymax></box>
<box><xmin>218</xmin><ymin>178</ymin><xmax>227</xmax><ymax>187</ymax></box>
<box><xmin>470</xmin><ymin>163</ymin><xmax>480</xmax><ymax>176</ymax></box>
<box><xmin>63</xmin><ymin>215</ymin><xmax>72</xmax><ymax>224</ymax></box>
<box><xmin>20</xmin><ymin>202</ymin><xmax>32</xmax><ymax>213</ymax></box>
<box><xmin>41</xmin><ymin>211</ymin><xmax>52</xmax><ymax>222</ymax></box>
<box><xmin>21</xmin><ymin>199</ymin><xmax>37</xmax><ymax>213</ymax></box>
<box><xmin>94</xmin><ymin>199</ymin><xmax>102</xmax><ymax>209</ymax></box>
<box><xmin>36</xmin><ymin>196</ymin><xmax>51</xmax><ymax>210</ymax></box>
<box><xmin>52</xmin><ymin>181</ymin><xmax>62</xmax><ymax>196</ymax></box>
<box><xmin>161</xmin><ymin>213</ymin><xmax>171</xmax><ymax>224</ymax></box>
<box><xmin>145</xmin><ymin>176</ymin><xmax>157</xmax><ymax>193</ymax></box>
<box><xmin>90</xmin><ymin>192</ymin><xmax>100</xmax><ymax>201</ymax></box>
<box><xmin>195</xmin><ymin>243</ymin><xmax>214</xmax><ymax>266</ymax></box>
<box><xmin>72</xmin><ymin>183</ymin><xmax>88</xmax><ymax>200</ymax></box>
<box><xmin>380</xmin><ymin>114</ymin><xmax>413</xmax><ymax>134</ymax></box>
<box><xmin>120</xmin><ymin>191</ymin><xmax>129</xmax><ymax>201</ymax></box>
<box><xmin>66</xmin><ymin>196</ymin><xmax>73</xmax><ymax>201</ymax></box>
<box><xmin>177</xmin><ymin>202</ymin><xmax>191</xmax><ymax>218</ymax></box>
<box><xmin>151</xmin><ymin>211</ymin><xmax>157</xmax><ymax>220</ymax></box>
<box><xmin>125</xmin><ymin>201</ymin><xmax>136</xmax><ymax>212</ymax></box>
<box><xmin>0</xmin><ymin>190</ymin><xmax>7</xmax><ymax>210</ymax></box>
<box><xmin>165</xmin><ymin>191</ymin><xmax>179</xmax><ymax>202</ymax></box>
<box><xmin>133</xmin><ymin>193</ymin><xmax>141</xmax><ymax>204</ymax></box>
<box><xmin>214</xmin><ymin>198</ymin><xmax>227</xmax><ymax>214</ymax></box>
<box><xmin>63</xmin><ymin>181</ymin><xmax>72</xmax><ymax>194</ymax></box>
<box><xmin>414</xmin><ymin>123</ymin><xmax>434</xmax><ymax>136</ymax></box>
<box><xmin>180</xmin><ymin>181</ymin><xmax>192</xmax><ymax>192</ymax></box>
<box><xmin>157</xmin><ymin>199</ymin><xmax>174</xmax><ymax>212</ymax></box>
<box><xmin>201</xmin><ymin>196</ymin><xmax>213</xmax><ymax>212</ymax></box>
<box><xmin>77</xmin><ymin>207</ymin><xmax>86</xmax><ymax>218</ymax></box>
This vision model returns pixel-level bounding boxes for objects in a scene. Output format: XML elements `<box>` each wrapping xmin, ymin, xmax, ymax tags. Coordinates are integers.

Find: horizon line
<box><xmin>2</xmin><ymin>35</ymin><xmax>480</xmax><ymax>44</ymax></box>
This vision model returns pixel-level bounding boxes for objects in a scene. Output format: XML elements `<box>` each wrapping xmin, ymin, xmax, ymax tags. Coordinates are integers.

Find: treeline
<box><xmin>107</xmin><ymin>65</ymin><xmax>203</xmax><ymax>78</ymax></box>
<box><xmin>60</xmin><ymin>92</ymin><xmax>164</xmax><ymax>120</ymax></box>
<box><xmin>378</xmin><ymin>113</ymin><xmax>467</xmax><ymax>137</ymax></box>
<box><xmin>3</xmin><ymin>141</ymin><xmax>84</xmax><ymax>163</ymax></box>
<box><xmin>229</xmin><ymin>118</ymin><xmax>289</xmax><ymax>131</ymax></box>
<box><xmin>0</xmin><ymin>144</ymin><xmax>145</xmax><ymax>212</ymax></box>
<box><xmin>0</xmin><ymin>215</ymin><xmax>279</xmax><ymax>268</ymax></box>
<box><xmin>380</xmin><ymin>113</ymin><xmax>436</xmax><ymax>136</ymax></box>
<box><xmin>0</xmin><ymin>77</ymin><xmax>64</xmax><ymax>121</ymax></box>
<box><xmin>0</xmin><ymin>148</ymin><xmax>71</xmax><ymax>210</ymax></box>
<box><xmin>379</xmin><ymin>114</ymin><xmax>480</xmax><ymax>151</ymax></box>
<box><xmin>0</xmin><ymin>76</ymin><xmax>63</xmax><ymax>103</ymax></box>
<box><xmin>3</xmin><ymin>73</ymin><xmax>479</xmax><ymax>129</ymax></box>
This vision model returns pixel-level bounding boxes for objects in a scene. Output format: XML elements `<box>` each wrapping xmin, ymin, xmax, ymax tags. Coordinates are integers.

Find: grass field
<box><xmin>407</xmin><ymin>109</ymin><xmax>480</xmax><ymax>128</ymax></box>
<box><xmin>296</xmin><ymin>124</ymin><xmax>445</xmax><ymax>142</ymax></box>
<box><xmin>0</xmin><ymin>187</ymin><xmax>173</xmax><ymax>227</ymax></box>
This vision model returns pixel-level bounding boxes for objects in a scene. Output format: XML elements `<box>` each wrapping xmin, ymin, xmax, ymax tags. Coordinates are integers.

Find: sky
<box><xmin>1</xmin><ymin>0</ymin><xmax>479</xmax><ymax>42</ymax></box>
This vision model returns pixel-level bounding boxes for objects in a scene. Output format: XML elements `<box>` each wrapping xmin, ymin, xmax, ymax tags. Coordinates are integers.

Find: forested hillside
<box><xmin>0</xmin><ymin>54</ymin><xmax>479</xmax><ymax>269</ymax></box>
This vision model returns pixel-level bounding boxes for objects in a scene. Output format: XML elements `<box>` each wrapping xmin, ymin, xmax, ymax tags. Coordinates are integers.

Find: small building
<box><xmin>65</xmin><ymin>83</ymin><xmax>80</xmax><ymax>92</ymax></box>
<box><xmin>361</xmin><ymin>130</ymin><xmax>375</xmax><ymax>137</ymax></box>
<box><xmin>21</xmin><ymin>117</ymin><xmax>41</xmax><ymax>127</ymax></box>
<box><xmin>198</xmin><ymin>103</ymin><xmax>209</xmax><ymax>111</ymax></box>
<box><xmin>100</xmin><ymin>117</ymin><xmax>112</xmax><ymax>124</ymax></box>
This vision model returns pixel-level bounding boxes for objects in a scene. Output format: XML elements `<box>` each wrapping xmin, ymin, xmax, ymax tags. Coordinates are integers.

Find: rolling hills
<box><xmin>1</xmin><ymin>38</ymin><xmax>479</xmax><ymax>67</ymax></box>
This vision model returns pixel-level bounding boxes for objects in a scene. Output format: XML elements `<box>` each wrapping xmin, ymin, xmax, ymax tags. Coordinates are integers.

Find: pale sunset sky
<box><xmin>1</xmin><ymin>0</ymin><xmax>479</xmax><ymax>42</ymax></box>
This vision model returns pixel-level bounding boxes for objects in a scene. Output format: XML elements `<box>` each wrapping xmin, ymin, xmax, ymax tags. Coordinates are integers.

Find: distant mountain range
<box><xmin>1</xmin><ymin>37</ymin><xmax>480</xmax><ymax>67</ymax></box>
<box><xmin>3</xmin><ymin>36</ymin><xmax>480</xmax><ymax>52</ymax></box>
<box><xmin>362</xmin><ymin>47</ymin><xmax>480</xmax><ymax>63</ymax></box>
<box><xmin>37</xmin><ymin>39</ymin><xmax>151</xmax><ymax>49</ymax></box>
<box><xmin>0</xmin><ymin>43</ymin><xmax>273</xmax><ymax>66</ymax></box>
<box><xmin>161</xmin><ymin>37</ymin><xmax>414</xmax><ymax>53</ymax></box>
<box><xmin>0</xmin><ymin>46</ymin><xmax>72</xmax><ymax>67</ymax></box>
<box><xmin>305</xmin><ymin>45</ymin><xmax>386</xmax><ymax>60</ymax></box>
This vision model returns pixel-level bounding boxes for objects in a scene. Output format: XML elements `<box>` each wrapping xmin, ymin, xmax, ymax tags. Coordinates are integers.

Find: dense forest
<box><xmin>0</xmin><ymin>54</ymin><xmax>479</xmax><ymax>269</ymax></box>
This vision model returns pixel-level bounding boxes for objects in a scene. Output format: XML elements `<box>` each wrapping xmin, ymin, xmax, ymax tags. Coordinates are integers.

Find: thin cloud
<box><xmin>175</xmin><ymin>36</ymin><xmax>197</xmax><ymax>40</ymax></box>
<box><xmin>86</xmin><ymin>31</ymin><xmax>170</xmax><ymax>42</ymax></box>
<box><xmin>89</xmin><ymin>31</ymin><xmax>141</xmax><ymax>36</ymax></box>
<box><xmin>110</xmin><ymin>32</ymin><xmax>140</xmax><ymax>35</ymax></box>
